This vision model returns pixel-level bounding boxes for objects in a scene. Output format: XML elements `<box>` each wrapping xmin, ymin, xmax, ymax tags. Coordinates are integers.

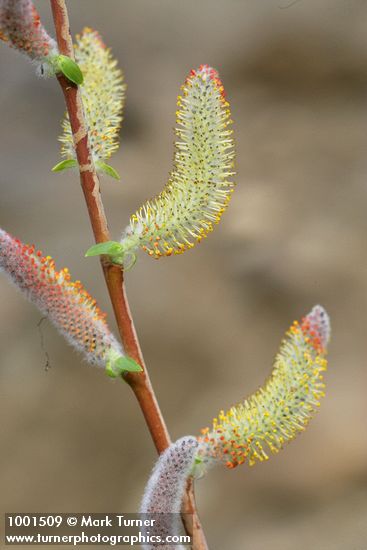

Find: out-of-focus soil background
<box><xmin>1</xmin><ymin>1</ymin><xmax>367</xmax><ymax>548</ymax></box>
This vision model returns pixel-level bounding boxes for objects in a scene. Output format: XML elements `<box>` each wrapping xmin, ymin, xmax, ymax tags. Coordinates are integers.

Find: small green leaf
<box><xmin>114</xmin><ymin>356</ymin><xmax>143</xmax><ymax>373</ymax></box>
<box><xmin>106</xmin><ymin>365</ymin><xmax>116</xmax><ymax>378</ymax></box>
<box><xmin>106</xmin><ymin>356</ymin><xmax>142</xmax><ymax>377</ymax></box>
<box><xmin>57</xmin><ymin>55</ymin><xmax>84</xmax><ymax>85</ymax></box>
<box><xmin>51</xmin><ymin>159</ymin><xmax>78</xmax><ymax>172</ymax></box>
<box><xmin>85</xmin><ymin>241</ymin><xmax>123</xmax><ymax>258</ymax></box>
<box><xmin>96</xmin><ymin>161</ymin><xmax>120</xmax><ymax>180</ymax></box>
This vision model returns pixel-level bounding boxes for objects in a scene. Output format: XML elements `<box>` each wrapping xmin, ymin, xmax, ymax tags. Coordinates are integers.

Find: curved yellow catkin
<box><xmin>197</xmin><ymin>306</ymin><xmax>330</xmax><ymax>469</ymax></box>
<box><xmin>59</xmin><ymin>27</ymin><xmax>125</xmax><ymax>164</ymax></box>
<box><xmin>119</xmin><ymin>64</ymin><xmax>235</xmax><ymax>260</ymax></box>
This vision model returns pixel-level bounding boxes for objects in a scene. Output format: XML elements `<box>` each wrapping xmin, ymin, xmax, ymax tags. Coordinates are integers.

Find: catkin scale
<box><xmin>0</xmin><ymin>229</ymin><xmax>124</xmax><ymax>368</ymax></box>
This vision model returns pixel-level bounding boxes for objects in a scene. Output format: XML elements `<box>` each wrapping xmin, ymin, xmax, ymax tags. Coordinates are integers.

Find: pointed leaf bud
<box><xmin>55</xmin><ymin>54</ymin><xmax>84</xmax><ymax>85</ymax></box>
<box><xmin>51</xmin><ymin>159</ymin><xmax>78</xmax><ymax>173</ymax></box>
<box><xmin>96</xmin><ymin>161</ymin><xmax>120</xmax><ymax>181</ymax></box>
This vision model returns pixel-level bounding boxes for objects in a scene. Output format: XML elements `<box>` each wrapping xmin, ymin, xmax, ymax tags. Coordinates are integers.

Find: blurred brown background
<box><xmin>1</xmin><ymin>1</ymin><xmax>367</xmax><ymax>548</ymax></box>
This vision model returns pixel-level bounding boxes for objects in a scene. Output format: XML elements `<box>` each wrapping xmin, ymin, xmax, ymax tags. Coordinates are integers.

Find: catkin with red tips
<box><xmin>119</xmin><ymin>64</ymin><xmax>235</xmax><ymax>263</ymax></box>
<box><xmin>197</xmin><ymin>306</ymin><xmax>330</xmax><ymax>469</ymax></box>
<box><xmin>0</xmin><ymin>0</ymin><xmax>56</xmax><ymax>61</ymax></box>
<box><xmin>0</xmin><ymin>228</ymin><xmax>127</xmax><ymax>372</ymax></box>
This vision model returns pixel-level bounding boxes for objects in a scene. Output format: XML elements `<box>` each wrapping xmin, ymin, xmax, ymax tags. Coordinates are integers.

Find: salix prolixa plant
<box><xmin>1</xmin><ymin>1</ymin><xmax>332</xmax><ymax>546</ymax></box>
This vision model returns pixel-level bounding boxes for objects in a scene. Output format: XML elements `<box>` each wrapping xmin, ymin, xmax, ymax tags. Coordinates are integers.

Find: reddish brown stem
<box><xmin>49</xmin><ymin>1</ymin><xmax>208</xmax><ymax>548</ymax></box>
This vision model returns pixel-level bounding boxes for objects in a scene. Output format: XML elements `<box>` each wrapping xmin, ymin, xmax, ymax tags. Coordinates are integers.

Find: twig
<box><xmin>49</xmin><ymin>1</ymin><xmax>208</xmax><ymax>548</ymax></box>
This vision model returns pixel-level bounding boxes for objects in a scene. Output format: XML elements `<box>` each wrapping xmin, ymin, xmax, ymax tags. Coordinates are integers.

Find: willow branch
<box><xmin>49</xmin><ymin>1</ymin><xmax>208</xmax><ymax>548</ymax></box>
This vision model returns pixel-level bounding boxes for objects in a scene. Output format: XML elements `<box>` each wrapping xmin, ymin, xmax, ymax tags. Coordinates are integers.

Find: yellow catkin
<box><xmin>119</xmin><ymin>65</ymin><xmax>235</xmax><ymax>261</ymax></box>
<box><xmin>59</xmin><ymin>27</ymin><xmax>125</xmax><ymax>163</ymax></box>
<box><xmin>198</xmin><ymin>306</ymin><xmax>330</xmax><ymax>469</ymax></box>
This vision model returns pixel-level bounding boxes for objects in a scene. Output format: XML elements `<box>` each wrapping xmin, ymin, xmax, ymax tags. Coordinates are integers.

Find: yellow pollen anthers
<box><xmin>197</xmin><ymin>306</ymin><xmax>330</xmax><ymax>469</ymax></box>
<box><xmin>59</xmin><ymin>27</ymin><xmax>125</xmax><ymax>164</ymax></box>
<box><xmin>119</xmin><ymin>64</ymin><xmax>235</xmax><ymax>261</ymax></box>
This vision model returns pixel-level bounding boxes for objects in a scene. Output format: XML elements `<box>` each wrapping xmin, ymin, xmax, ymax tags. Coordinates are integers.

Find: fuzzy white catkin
<box><xmin>0</xmin><ymin>228</ymin><xmax>128</xmax><ymax>373</ymax></box>
<box><xmin>140</xmin><ymin>436</ymin><xmax>198</xmax><ymax>550</ymax></box>
<box><xmin>0</xmin><ymin>0</ymin><xmax>57</xmax><ymax>62</ymax></box>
